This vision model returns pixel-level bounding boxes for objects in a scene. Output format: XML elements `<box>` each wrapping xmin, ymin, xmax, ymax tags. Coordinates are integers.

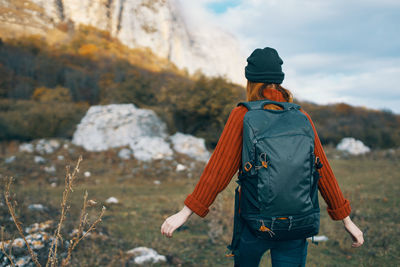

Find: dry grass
<box><xmin>0</xmin><ymin>141</ymin><xmax>399</xmax><ymax>266</ymax></box>
<box><xmin>2</xmin><ymin>155</ymin><xmax>106</xmax><ymax>266</ymax></box>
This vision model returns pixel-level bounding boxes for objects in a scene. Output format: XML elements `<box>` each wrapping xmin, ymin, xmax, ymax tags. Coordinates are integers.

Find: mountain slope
<box><xmin>0</xmin><ymin>0</ymin><xmax>245</xmax><ymax>85</ymax></box>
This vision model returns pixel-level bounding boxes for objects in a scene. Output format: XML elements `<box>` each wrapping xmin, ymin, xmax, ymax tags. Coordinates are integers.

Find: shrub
<box><xmin>0</xmin><ymin>99</ymin><xmax>88</xmax><ymax>141</ymax></box>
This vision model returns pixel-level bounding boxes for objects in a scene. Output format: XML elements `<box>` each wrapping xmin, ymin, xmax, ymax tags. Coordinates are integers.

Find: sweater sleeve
<box><xmin>300</xmin><ymin>109</ymin><xmax>352</xmax><ymax>220</ymax></box>
<box><xmin>184</xmin><ymin>106</ymin><xmax>248</xmax><ymax>217</ymax></box>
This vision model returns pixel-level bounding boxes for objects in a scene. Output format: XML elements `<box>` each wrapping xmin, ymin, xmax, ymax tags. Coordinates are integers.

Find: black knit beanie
<box><xmin>245</xmin><ymin>47</ymin><xmax>285</xmax><ymax>84</ymax></box>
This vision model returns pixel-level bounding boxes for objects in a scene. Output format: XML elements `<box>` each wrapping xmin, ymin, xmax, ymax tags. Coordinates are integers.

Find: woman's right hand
<box><xmin>161</xmin><ymin>205</ymin><xmax>193</xmax><ymax>238</ymax></box>
<box><xmin>342</xmin><ymin>216</ymin><xmax>364</xmax><ymax>247</ymax></box>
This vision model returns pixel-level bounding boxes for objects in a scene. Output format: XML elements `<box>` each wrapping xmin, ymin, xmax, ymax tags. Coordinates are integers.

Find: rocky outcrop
<box><xmin>72</xmin><ymin>104</ymin><xmax>210</xmax><ymax>162</ymax></box>
<box><xmin>72</xmin><ymin>103</ymin><xmax>169</xmax><ymax>151</ymax></box>
<box><xmin>0</xmin><ymin>0</ymin><xmax>245</xmax><ymax>85</ymax></box>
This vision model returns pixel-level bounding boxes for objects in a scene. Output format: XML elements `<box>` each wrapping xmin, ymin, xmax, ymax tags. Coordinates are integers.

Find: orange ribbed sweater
<box><xmin>184</xmin><ymin>88</ymin><xmax>351</xmax><ymax>220</ymax></box>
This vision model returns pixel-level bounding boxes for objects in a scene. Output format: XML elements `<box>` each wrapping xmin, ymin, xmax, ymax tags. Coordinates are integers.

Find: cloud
<box><xmin>178</xmin><ymin>0</ymin><xmax>400</xmax><ymax>113</ymax></box>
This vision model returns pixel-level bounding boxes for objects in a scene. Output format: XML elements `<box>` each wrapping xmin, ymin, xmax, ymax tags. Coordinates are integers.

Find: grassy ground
<box><xmin>0</xmin><ymin>140</ymin><xmax>399</xmax><ymax>266</ymax></box>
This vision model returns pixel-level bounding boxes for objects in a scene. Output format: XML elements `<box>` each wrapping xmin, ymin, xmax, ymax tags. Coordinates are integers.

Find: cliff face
<box><xmin>0</xmin><ymin>0</ymin><xmax>245</xmax><ymax>85</ymax></box>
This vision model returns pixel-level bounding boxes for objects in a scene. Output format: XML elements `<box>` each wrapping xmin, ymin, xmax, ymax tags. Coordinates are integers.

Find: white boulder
<box><xmin>72</xmin><ymin>104</ymin><xmax>169</xmax><ymax>154</ymax></box>
<box><xmin>126</xmin><ymin>246</ymin><xmax>166</xmax><ymax>265</ymax></box>
<box><xmin>72</xmin><ymin>104</ymin><xmax>211</xmax><ymax>162</ymax></box>
<box><xmin>169</xmin><ymin>132</ymin><xmax>211</xmax><ymax>162</ymax></box>
<box><xmin>336</xmin><ymin>137</ymin><xmax>371</xmax><ymax>155</ymax></box>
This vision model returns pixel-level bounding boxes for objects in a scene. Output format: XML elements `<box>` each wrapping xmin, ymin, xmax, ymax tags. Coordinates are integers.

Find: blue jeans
<box><xmin>235</xmin><ymin>222</ymin><xmax>308</xmax><ymax>267</ymax></box>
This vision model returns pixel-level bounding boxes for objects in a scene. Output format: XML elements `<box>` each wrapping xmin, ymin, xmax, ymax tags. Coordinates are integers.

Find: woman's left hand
<box><xmin>161</xmin><ymin>205</ymin><xmax>193</xmax><ymax>238</ymax></box>
<box><xmin>342</xmin><ymin>216</ymin><xmax>364</xmax><ymax>248</ymax></box>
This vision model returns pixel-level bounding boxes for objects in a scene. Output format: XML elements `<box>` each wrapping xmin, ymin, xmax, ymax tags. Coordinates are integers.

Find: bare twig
<box><xmin>4</xmin><ymin>177</ymin><xmax>41</xmax><ymax>267</ymax></box>
<box><xmin>61</xmin><ymin>203</ymin><xmax>106</xmax><ymax>266</ymax></box>
<box><xmin>3</xmin><ymin>154</ymin><xmax>105</xmax><ymax>267</ymax></box>
<box><xmin>46</xmin><ymin>155</ymin><xmax>82</xmax><ymax>267</ymax></box>
<box><xmin>1</xmin><ymin>227</ymin><xmax>15</xmax><ymax>267</ymax></box>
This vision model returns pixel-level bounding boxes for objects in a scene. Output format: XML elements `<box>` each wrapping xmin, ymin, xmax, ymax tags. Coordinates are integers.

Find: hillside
<box><xmin>0</xmin><ymin>26</ymin><xmax>399</xmax><ymax>149</ymax></box>
<box><xmin>0</xmin><ymin>0</ymin><xmax>245</xmax><ymax>85</ymax></box>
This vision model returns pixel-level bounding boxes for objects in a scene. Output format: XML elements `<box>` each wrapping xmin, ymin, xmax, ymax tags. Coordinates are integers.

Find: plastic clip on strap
<box><xmin>315</xmin><ymin>156</ymin><xmax>323</xmax><ymax>169</ymax></box>
<box><xmin>259</xmin><ymin>220</ymin><xmax>275</xmax><ymax>237</ymax></box>
<box><xmin>255</xmin><ymin>153</ymin><xmax>269</xmax><ymax>170</ymax></box>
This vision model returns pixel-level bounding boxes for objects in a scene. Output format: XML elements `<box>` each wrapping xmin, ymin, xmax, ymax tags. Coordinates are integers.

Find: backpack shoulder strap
<box><xmin>237</xmin><ymin>99</ymin><xmax>301</xmax><ymax>111</ymax></box>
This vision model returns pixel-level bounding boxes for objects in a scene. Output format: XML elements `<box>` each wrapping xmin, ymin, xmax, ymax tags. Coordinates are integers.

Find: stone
<box><xmin>118</xmin><ymin>148</ymin><xmax>132</xmax><ymax>160</ymax></box>
<box><xmin>28</xmin><ymin>204</ymin><xmax>46</xmax><ymax>212</ymax></box>
<box><xmin>130</xmin><ymin>136</ymin><xmax>173</xmax><ymax>162</ymax></box>
<box><xmin>126</xmin><ymin>246</ymin><xmax>166</xmax><ymax>265</ymax></box>
<box><xmin>5</xmin><ymin>155</ymin><xmax>16</xmax><ymax>164</ymax></box>
<box><xmin>34</xmin><ymin>155</ymin><xmax>46</xmax><ymax>164</ymax></box>
<box><xmin>72</xmin><ymin>104</ymin><xmax>168</xmax><ymax>152</ymax></box>
<box><xmin>44</xmin><ymin>165</ymin><xmax>56</xmax><ymax>173</ymax></box>
<box><xmin>169</xmin><ymin>132</ymin><xmax>211</xmax><ymax>162</ymax></box>
<box><xmin>35</xmin><ymin>138</ymin><xmax>60</xmax><ymax>154</ymax></box>
<box><xmin>176</xmin><ymin>163</ymin><xmax>187</xmax><ymax>172</ymax></box>
<box><xmin>12</xmin><ymin>238</ymin><xmax>25</xmax><ymax>248</ymax></box>
<box><xmin>25</xmin><ymin>220</ymin><xmax>53</xmax><ymax>234</ymax></box>
<box><xmin>336</xmin><ymin>137</ymin><xmax>371</xmax><ymax>155</ymax></box>
<box><xmin>105</xmin><ymin>197</ymin><xmax>119</xmax><ymax>204</ymax></box>
<box><xmin>15</xmin><ymin>256</ymin><xmax>31</xmax><ymax>266</ymax></box>
<box><xmin>19</xmin><ymin>143</ymin><xmax>34</xmax><ymax>153</ymax></box>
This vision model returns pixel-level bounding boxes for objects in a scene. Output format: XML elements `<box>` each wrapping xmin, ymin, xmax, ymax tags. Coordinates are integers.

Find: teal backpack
<box><xmin>226</xmin><ymin>99</ymin><xmax>323</xmax><ymax>259</ymax></box>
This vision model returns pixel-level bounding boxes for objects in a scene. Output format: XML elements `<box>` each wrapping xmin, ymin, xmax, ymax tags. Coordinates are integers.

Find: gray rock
<box><xmin>105</xmin><ymin>197</ymin><xmax>119</xmax><ymax>204</ymax></box>
<box><xmin>118</xmin><ymin>148</ymin><xmax>132</xmax><ymax>160</ymax></box>
<box><xmin>169</xmin><ymin>132</ymin><xmax>211</xmax><ymax>162</ymax></box>
<box><xmin>34</xmin><ymin>155</ymin><xmax>46</xmax><ymax>164</ymax></box>
<box><xmin>5</xmin><ymin>155</ymin><xmax>16</xmax><ymax>164</ymax></box>
<box><xmin>19</xmin><ymin>143</ymin><xmax>34</xmax><ymax>153</ymax></box>
<box><xmin>126</xmin><ymin>247</ymin><xmax>166</xmax><ymax>265</ymax></box>
<box><xmin>44</xmin><ymin>165</ymin><xmax>56</xmax><ymax>173</ymax></box>
<box><xmin>72</xmin><ymin>104</ymin><xmax>174</xmax><ymax>161</ymax></box>
<box><xmin>130</xmin><ymin>136</ymin><xmax>173</xmax><ymax>162</ymax></box>
<box><xmin>336</xmin><ymin>137</ymin><xmax>371</xmax><ymax>155</ymax></box>
<box><xmin>28</xmin><ymin>204</ymin><xmax>46</xmax><ymax>211</ymax></box>
<box><xmin>35</xmin><ymin>138</ymin><xmax>60</xmax><ymax>154</ymax></box>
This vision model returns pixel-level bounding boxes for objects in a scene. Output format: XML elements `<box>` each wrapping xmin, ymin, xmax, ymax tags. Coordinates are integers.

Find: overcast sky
<box><xmin>179</xmin><ymin>0</ymin><xmax>400</xmax><ymax>114</ymax></box>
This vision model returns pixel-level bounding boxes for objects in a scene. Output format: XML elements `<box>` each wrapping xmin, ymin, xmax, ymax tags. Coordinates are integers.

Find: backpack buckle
<box><xmin>315</xmin><ymin>157</ymin><xmax>323</xmax><ymax>169</ymax></box>
<box><xmin>255</xmin><ymin>153</ymin><xmax>269</xmax><ymax>170</ymax></box>
<box><xmin>244</xmin><ymin>162</ymin><xmax>252</xmax><ymax>172</ymax></box>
